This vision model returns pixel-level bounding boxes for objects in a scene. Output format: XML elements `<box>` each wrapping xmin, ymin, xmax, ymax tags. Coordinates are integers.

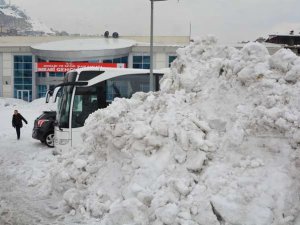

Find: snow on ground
<box><xmin>0</xmin><ymin>97</ymin><xmax>62</xmax><ymax>224</ymax></box>
<box><xmin>46</xmin><ymin>37</ymin><xmax>300</xmax><ymax>225</ymax></box>
<box><xmin>0</xmin><ymin>37</ymin><xmax>300</xmax><ymax>225</ymax></box>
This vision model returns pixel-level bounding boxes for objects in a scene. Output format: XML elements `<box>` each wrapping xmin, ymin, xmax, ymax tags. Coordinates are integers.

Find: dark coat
<box><xmin>12</xmin><ymin>113</ymin><xmax>27</xmax><ymax>128</ymax></box>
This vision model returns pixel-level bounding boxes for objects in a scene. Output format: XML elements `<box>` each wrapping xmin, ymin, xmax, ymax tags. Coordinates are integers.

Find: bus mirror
<box><xmin>54</xmin><ymin>96</ymin><xmax>59</xmax><ymax>103</ymax></box>
<box><xmin>45</xmin><ymin>91</ymin><xmax>50</xmax><ymax>103</ymax></box>
<box><xmin>52</xmin><ymin>87</ymin><xmax>62</xmax><ymax>103</ymax></box>
<box><xmin>45</xmin><ymin>89</ymin><xmax>54</xmax><ymax>103</ymax></box>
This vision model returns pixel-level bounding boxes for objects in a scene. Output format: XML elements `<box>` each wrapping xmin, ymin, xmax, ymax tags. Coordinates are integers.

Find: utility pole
<box><xmin>149</xmin><ymin>0</ymin><xmax>167</xmax><ymax>92</ymax></box>
<box><xmin>189</xmin><ymin>22</ymin><xmax>192</xmax><ymax>42</ymax></box>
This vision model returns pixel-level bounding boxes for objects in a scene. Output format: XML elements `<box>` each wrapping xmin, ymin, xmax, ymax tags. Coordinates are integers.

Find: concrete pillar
<box><xmin>2</xmin><ymin>53</ymin><xmax>13</xmax><ymax>98</ymax></box>
<box><xmin>0</xmin><ymin>53</ymin><xmax>2</xmax><ymax>97</ymax></box>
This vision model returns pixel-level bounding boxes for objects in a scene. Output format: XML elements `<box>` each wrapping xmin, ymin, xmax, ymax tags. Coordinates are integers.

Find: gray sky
<box><xmin>10</xmin><ymin>0</ymin><xmax>300</xmax><ymax>43</ymax></box>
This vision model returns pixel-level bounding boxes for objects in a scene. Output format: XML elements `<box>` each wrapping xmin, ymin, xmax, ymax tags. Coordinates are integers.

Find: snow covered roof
<box><xmin>231</xmin><ymin>42</ymin><xmax>282</xmax><ymax>48</ymax></box>
<box><xmin>31</xmin><ymin>38</ymin><xmax>136</xmax><ymax>51</ymax></box>
<box><xmin>268</xmin><ymin>34</ymin><xmax>300</xmax><ymax>38</ymax></box>
<box><xmin>135</xmin><ymin>42</ymin><xmax>186</xmax><ymax>47</ymax></box>
<box><xmin>30</xmin><ymin>38</ymin><xmax>136</xmax><ymax>61</ymax></box>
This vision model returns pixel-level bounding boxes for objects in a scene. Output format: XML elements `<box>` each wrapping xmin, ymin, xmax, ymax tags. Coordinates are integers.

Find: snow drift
<box><xmin>49</xmin><ymin>37</ymin><xmax>300</xmax><ymax>225</ymax></box>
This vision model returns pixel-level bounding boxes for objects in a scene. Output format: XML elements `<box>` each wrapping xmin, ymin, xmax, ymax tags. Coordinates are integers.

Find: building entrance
<box><xmin>17</xmin><ymin>90</ymin><xmax>30</xmax><ymax>102</ymax></box>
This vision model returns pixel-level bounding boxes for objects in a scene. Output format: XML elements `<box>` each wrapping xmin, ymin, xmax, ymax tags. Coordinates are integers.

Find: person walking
<box><xmin>12</xmin><ymin>110</ymin><xmax>28</xmax><ymax>140</ymax></box>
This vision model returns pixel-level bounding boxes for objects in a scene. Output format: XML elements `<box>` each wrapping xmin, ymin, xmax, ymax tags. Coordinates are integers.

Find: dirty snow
<box><xmin>0</xmin><ymin>37</ymin><xmax>300</xmax><ymax>225</ymax></box>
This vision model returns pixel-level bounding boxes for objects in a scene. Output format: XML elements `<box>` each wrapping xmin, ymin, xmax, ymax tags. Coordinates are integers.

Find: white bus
<box><xmin>47</xmin><ymin>67</ymin><xmax>164</xmax><ymax>152</ymax></box>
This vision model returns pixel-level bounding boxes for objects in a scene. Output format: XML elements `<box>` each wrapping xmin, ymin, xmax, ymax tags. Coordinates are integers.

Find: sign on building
<box><xmin>36</xmin><ymin>62</ymin><xmax>126</xmax><ymax>72</ymax></box>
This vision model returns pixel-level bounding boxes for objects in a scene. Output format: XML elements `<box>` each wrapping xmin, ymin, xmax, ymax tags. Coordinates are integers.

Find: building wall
<box><xmin>0</xmin><ymin>36</ymin><xmax>190</xmax><ymax>47</ymax></box>
<box><xmin>131</xmin><ymin>45</ymin><xmax>180</xmax><ymax>69</ymax></box>
<box><xmin>0</xmin><ymin>49</ymin><xmax>176</xmax><ymax>100</ymax></box>
<box><xmin>0</xmin><ymin>53</ymin><xmax>2</xmax><ymax>96</ymax></box>
<box><xmin>0</xmin><ymin>46</ymin><xmax>33</xmax><ymax>98</ymax></box>
<box><xmin>123</xmin><ymin>36</ymin><xmax>190</xmax><ymax>45</ymax></box>
<box><xmin>155</xmin><ymin>53</ymin><xmax>167</xmax><ymax>69</ymax></box>
<box><xmin>2</xmin><ymin>52</ymin><xmax>12</xmax><ymax>98</ymax></box>
<box><xmin>0</xmin><ymin>36</ymin><xmax>187</xmax><ymax>101</ymax></box>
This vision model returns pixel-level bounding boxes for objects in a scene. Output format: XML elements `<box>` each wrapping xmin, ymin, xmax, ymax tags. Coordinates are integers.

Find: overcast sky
<box><xmin>9</xmin><ymin>0</ymin><xmax>300</xmax><ymax>43</ymax></box>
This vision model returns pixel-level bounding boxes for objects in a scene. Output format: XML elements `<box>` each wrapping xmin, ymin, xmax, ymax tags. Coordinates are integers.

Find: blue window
<box><xmin>23</xmin><ymin>78</ymin><xmax>32</xmax><ymax>85</ymax></box>
<box><xmin>103</xmin><ymin>56</ymin><xmax>128</xmax><ymax>66</ymax></box>
<box><xmin>37</xmin><ymin>72</ymin><xmax>46</xmax><ymax>78</ymax></box>
<box><xmin>24</xmin><ymin>63</ymin><xmax>32</xmax><ymax>70</ymax></box>
<box><xmin>23</xmin><ymin>85</ymin><xmax>32</xmax><ymax>90</ymax></box>
<box><xmin>14</xmin><ymin>63</ymin><xmax>23</xmax><ymax>70</ymax></box>
<box><xmin>88</xmin><ymin>59</ymin><xmax>99</xmax><ymax>63</ymax></box>
<box><xmin>113</xmin><ymin>58</ymin><xmax>121</xmax><ymax>63</ymax></box>
<box><xmin>14</xmin><ymin>78</ymin><xmax>23</xmax><ymax>84</ymax></box>
<box><xmin>14</xmin><ymin>55</ymin><xmax>33</xmax><ymax>101</ymax></box>
<box><xmin>14</xmin><ymin>56</ymin><xmax>23</xmax><ymax>62</ymax></box>
<box><xmin>37</xmin><ymin>85</ymin><xmax>47</xmax><ymax>98</ymax></box>
<box><xmin>168</xmin><ymin>55</ymin><xmax>177</xmax><ymax>67</ymax></box>
<box><xmin>121</xmin><ymin>56</ymin><xmax>128</xmax><ymax>64</ymax></box>
<box><xmin>49</xmin><ymin>72</ymin><xmax>64</xmax><ymax>77</ymax></box>
<box><xmin>133</xmin><ymin>56</ymin><xmax>142</xmax><ymax>63</ymax></box>
<box><xmin>37</xmin><ymin>58</ymin><xmax>46</xmax><ymax>62</ymax></box>
<box><xmin>133</xmin><ymin>55</ymin><xmax>150</xmax><ymax>69</ymax></box>
<box><xmin>23</xmin><ymin>56</ymin><xmax>32</xmax><ymax>62</ymax></box>
<box><xmin>14</xmin><ymin>71</ymin><xmax>22</xmax><ymax>77</ymax></box>
<box><xmin>24</xmin><ymin>70</ymin><xmax>32</xmax><ymax>78</ymax></box>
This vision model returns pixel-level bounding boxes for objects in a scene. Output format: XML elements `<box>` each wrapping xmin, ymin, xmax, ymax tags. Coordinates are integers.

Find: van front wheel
<box><xmin>45</xmin><ymin>132</ymin><xmax>54</xmax><ymax>148</ymax></box>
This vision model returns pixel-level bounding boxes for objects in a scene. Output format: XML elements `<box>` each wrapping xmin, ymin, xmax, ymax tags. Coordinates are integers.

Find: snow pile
<box><xmin>49</xmin><ymin>37</ymin><xmax>300</xmax><ymax>225</ymax></box>
<box><xmin>0</xmin><ymin>96</ymin><xmax>60</xmax><ymax>225</ymax></box>
<box><xmin>29</xmin><ymin>97</ymin><xmax>56</xmax><ymax>112</ymax></box>
<box><xmin>0</xmin><ymin>97</ymin><xmax>55</xmax><ymax>111</ymax></box>
<box><xmin>0</xmin><ymin>97</ymin><xmax>28</xmax><ymax>108</ymax></box>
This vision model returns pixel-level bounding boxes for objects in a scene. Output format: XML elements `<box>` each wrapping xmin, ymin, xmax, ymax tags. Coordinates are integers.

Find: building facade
<box><xmin>266</xmin><ymin>34</ymin><xmax>300</xmax><ymax>55</ymax></box>
<box><xmin>0</xmin><ymin>36</ymin><xmax>189</xmax><ymax>101</ymax></box>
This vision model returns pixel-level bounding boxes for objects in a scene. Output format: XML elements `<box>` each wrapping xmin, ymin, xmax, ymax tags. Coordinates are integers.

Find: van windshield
<box><xmin>57</xmin><ymin>85</ymin><xmax>74</xmax><ymax>129</ymax></box>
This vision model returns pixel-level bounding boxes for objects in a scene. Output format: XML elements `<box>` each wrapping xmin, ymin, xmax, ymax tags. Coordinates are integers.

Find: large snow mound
<box><xmin>0</xmin><ymin>97</ymin><xmax>55</xmax><ymax>111</ymax></box>
<box><xmin>29</xmin><ymin>97</ymin><xmax>56</xmax><ymax>111</ymax></box>
<box><xmin>48</xmin><ymin>37</ymin><xmax>300</xmax><ymax>225</ymax></box>
<box><xmin>0</xmin><ymin>97</ymin><xmax>28</xmax><ymax>108</ymax></box>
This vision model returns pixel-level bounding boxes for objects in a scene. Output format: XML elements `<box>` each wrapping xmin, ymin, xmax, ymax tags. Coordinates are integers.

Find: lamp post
<box><xmin>150</xmin><ymin>0</ymin><xmax>167</xmax><ymax>92</ymax></box>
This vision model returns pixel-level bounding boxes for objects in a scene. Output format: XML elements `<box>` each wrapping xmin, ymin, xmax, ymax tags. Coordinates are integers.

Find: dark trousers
<box><xmin>15</xmin><ymin>126</ymin><xmax>21</xmax><ymax>139</ymax></box>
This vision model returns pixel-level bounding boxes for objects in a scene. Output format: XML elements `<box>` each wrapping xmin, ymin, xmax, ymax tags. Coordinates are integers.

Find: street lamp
<box><xmin>149</xmin><ymin>0</ymin><xmax>167</xmax><ymax>92</ymax></box>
